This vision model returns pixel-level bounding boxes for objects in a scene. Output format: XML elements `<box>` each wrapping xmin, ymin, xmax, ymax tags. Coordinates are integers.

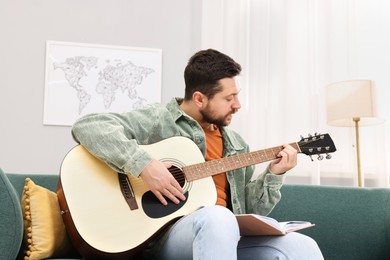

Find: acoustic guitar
<box><xmin>57</xmin><ymin>134</ymin><xmax>336</xmax><ymax>259</ymax></box>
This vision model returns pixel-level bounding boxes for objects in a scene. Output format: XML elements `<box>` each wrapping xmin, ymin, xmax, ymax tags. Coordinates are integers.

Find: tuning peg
<box><xmin>326</xmin><ymin>154</ymin><xmax>332</xmax><ymax>160</ymax></box>
<box><xmin>309</xmin><ymin>155</ymin><xmax>314</xmax><ymax>162</ymax></box>
<box><xmin>317</xmin><ymin>155</ymin><xmax>324</xmax><ymax>161</ymax></box>
<box><xmin>308</xmin><ymin>133</ymin><xmax>313</xmax><ymax>137</ymax></box>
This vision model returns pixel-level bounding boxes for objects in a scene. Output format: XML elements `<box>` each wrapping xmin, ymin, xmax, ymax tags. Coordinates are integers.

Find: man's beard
<box><xmin>200</xmin><ymin>107</ymin><xmax>238</xmax><ymax>127</ymax></box>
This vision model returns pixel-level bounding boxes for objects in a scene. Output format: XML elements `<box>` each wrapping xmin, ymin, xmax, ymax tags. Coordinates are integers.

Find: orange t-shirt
<box><xmin>204</xmin><ymin>126</ymin><xmax>230</xmax><ymax>207</ymax></box>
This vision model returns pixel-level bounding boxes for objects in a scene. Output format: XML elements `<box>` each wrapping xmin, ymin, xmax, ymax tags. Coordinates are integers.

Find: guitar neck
<box><xmin>184</xmin><ymin>142</ymin><xmax>300</xmax><ymax>181</ymax></box>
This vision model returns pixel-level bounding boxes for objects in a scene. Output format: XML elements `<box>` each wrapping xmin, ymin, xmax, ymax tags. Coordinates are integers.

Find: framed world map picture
<box><xmin>43</xmin><ymin>41</ymin><xmax>162</xmax><ymax>126</ymax></box>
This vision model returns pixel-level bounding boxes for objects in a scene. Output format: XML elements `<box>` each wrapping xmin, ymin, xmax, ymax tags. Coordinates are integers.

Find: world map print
<box><xmin>53</xmin><ymin>56</ymin><xmax>155</xmax><ymax>114</ymax></box>
<box><xmin>44</xmin><ymin>41</ymin><xmax>161</xmax><ymax>126</ymax></box>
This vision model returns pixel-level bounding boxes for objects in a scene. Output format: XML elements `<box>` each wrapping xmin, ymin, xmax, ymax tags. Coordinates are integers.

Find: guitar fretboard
<box><xmin>183</xmin><ymin>142</ymin><xmax>300</xmax><ymax>181</ymax></box>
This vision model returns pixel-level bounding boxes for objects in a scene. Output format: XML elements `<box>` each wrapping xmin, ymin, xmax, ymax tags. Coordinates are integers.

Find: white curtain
<box><xmin>201</xmin><ymin>0</ymin><xmax>390</xmax><ymax>187</ymax></box>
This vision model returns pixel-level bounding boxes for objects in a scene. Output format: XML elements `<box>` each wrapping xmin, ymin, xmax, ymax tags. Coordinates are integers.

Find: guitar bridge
<box><xmin>118</xmin><ymin>173</ymin><xmax>139</xmax><ymax>210</ymax></box>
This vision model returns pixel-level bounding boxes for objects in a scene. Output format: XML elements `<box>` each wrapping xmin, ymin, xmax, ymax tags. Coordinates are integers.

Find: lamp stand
<box><xmin>353</xmin><ymin>117</ymin><xmax>363</xmax><ymax>187</ymax></box>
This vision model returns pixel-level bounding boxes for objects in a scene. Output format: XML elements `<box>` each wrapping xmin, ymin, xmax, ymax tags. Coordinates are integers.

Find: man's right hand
<box><xmin>139</xmin><ymin>159</ymin><xmax>186</xmax><ymax>206</ymax></box>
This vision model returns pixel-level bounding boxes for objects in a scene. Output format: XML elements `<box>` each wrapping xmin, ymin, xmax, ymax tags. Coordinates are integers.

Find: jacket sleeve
<box><xmin>71</xmin><ymin>104</ymin><xmax>178</xmax><ymax>177</ymax></box>
<box><xmin>245</xmin><ymin>165</ymin><xmax>285</xmax><ymax>216</ymax></box>
<box><xmin>223</xmin><ymin>128</ymin><xmax>285</xmax><ymax>216</ymax></box>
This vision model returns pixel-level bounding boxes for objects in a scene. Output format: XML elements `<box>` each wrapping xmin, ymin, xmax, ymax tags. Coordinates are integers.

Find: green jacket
<box><xmin>71</xmin><ymin>98</ymin><xmax>284</xmax><ymax>216</ymax></box>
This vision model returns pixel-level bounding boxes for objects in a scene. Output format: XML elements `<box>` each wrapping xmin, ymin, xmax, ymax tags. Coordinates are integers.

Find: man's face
<box><xmin>200</xmin><ymin>77</ymin><xmax>241</xmax><ymax>127</ymax></box>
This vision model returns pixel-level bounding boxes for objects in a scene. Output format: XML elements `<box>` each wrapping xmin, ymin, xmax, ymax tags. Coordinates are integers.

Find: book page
<box><xmin>279</xmin><ymin>221</ymin><xmax>315</xmax><ymax>233</ymax></box>
<box><xmin>251</xmin><ymin>215</ymin><xmax>282</xmax><ymax>229</ymax></box>
<box><xmin>236</xmin><ymin>214</ymin><xmax>315</xmax><ymax>236</ymax></box>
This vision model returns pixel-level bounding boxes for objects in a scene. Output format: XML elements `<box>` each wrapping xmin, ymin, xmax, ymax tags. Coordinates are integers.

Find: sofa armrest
<box><xmin>269</xmin><ymin>184</ymin><xmax>390</xmax><ymax>260</ymax></box>
<box><xmin>0</xmin><ymin>168</ymin><xmax>24</xmax><ymax>260</ymax></box>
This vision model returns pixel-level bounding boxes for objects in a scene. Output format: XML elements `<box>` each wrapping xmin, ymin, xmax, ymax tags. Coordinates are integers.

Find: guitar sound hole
<box><xmin>168</xmin><ymin>165</ymin><xmax>186</xmax><ymax>187</ymax></box>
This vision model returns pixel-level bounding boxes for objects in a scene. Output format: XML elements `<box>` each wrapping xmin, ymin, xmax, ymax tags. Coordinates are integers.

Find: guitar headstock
<box><xmin>298</xmin><ymin>133</ymin><xmax>336</xmax><ymax>161</ymax></box>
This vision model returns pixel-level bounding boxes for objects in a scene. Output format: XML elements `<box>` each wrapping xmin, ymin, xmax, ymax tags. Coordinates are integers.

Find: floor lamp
<box><xmin>326</xmin><ymin>80</ymin><xmax>384</xmax><ymax>187</ymax></box>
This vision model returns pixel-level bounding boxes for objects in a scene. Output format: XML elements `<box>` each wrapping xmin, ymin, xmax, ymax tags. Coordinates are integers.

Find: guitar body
<box><xmin>58</xmin><ymin>136</ymin><xmax>217</xmax><ymax>259</ymax></box>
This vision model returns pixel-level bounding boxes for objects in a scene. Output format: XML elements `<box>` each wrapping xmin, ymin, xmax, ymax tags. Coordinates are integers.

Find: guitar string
<box><xmin>129</xmin><ymin>137</ymin><xmax>330</xmax><ymax>191</ymax></box>
<box><xmin>138</xmin><ymin>137</ymin><xmax>329</xmax><ymax>185</ymax></box>
<box><xmin>181</xmin><ymin>137</ymin><xmax>330</xmax><ymax>180</ymax></box>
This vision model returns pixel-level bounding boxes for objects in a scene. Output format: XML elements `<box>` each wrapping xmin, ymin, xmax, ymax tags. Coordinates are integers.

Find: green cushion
<box><xmin>269</xmin><ymin>184</ymin><xmax>390</xmax><ymax>260</ymax></box>
<box><xmin>0</xmin><ymin>168</ymin><xmax>23</xmax><ymax>260</ymax></box>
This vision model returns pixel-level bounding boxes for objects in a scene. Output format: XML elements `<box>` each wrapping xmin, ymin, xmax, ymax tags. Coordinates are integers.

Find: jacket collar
<box><xmin>166</xmin><ymin>97</ymin><xmax>186</xmax><ymax>121</ymax></box>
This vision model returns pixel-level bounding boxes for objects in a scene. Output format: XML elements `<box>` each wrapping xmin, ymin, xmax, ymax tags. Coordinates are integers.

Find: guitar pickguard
<box><xmin>142</xmin><ymin>191</ymin><xmax>189</xmax><ymax>218</ymax></box>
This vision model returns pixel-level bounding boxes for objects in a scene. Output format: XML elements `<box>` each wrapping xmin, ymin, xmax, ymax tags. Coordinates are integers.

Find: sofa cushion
<box><xmin>0</xmin><ymin>168</ymin><xmax>24</xmax><ymax>260</ymax></box>
<box><xmin>21</xmin><ymin>177</ymin><xmax>77</xmax><ymax>260</ymax></box>
<box><xmin>269</xmin><ymin>184</ymin><xmax>390</xmax><ymax>260</ymax></box>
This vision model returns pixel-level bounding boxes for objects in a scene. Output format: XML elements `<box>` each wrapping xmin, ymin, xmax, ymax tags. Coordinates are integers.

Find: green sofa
<box><xmin>1</xmin><ymin>167</ymin><xmax>390</xmax><ymax>260</ymax></box>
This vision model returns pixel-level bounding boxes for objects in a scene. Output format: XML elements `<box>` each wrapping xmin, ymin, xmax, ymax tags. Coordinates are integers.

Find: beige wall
<box><xmin>0</xmin><ymin>0</ymin><xmax>202</xmax><ymax>174</ymax></box>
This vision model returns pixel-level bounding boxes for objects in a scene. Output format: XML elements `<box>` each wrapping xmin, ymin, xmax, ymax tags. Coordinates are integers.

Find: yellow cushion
<box><xmin>21</xmin><ymin>178</ymin><xmax>76</xmax><ymax>260</ymax></box>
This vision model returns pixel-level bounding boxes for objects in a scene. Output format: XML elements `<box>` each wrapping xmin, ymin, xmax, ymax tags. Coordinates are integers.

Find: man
<box><xmin>72</xmin><ymin>49</ymin><xmax>323</xmax><ymax>259</ymax></box>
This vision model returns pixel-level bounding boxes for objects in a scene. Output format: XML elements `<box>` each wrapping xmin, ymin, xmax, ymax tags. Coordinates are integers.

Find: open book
<box><xmin>236</xmin><ymin>214</ymin><xmax>315</xmax><ymax>236</ymax></box>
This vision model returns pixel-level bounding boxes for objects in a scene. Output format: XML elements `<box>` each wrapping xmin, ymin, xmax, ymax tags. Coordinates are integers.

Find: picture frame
<box><xmin>43</xmin><ymin>41</ymin><xmax>162</xmax><ymax>126</ymax></box>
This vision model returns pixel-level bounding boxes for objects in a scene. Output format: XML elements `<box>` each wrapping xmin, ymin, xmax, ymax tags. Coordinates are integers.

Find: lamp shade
<box><xmin>326</xmin><ymin>80</ymin><xmax>384</xmax><ymax>127</ymax></box>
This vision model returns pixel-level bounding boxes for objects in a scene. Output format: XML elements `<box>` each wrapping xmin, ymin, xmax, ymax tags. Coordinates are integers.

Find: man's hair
<box><xmin>183</xmin><ymin>49</ymin><xmax>242</xmax><ymax>100</ymax></box>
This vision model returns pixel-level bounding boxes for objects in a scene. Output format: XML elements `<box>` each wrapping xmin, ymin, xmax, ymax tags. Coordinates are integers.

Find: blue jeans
<box><xmin>156</xmin><ymin>206</ymin><xmax>324</xmax><ymax>260</ymax></box>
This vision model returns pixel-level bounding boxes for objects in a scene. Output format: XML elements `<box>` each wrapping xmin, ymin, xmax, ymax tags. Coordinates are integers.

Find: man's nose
<box><xmin>233</xmin><ymin>96</ymin><xmax>241</xmax><ymax>109</ymax></box>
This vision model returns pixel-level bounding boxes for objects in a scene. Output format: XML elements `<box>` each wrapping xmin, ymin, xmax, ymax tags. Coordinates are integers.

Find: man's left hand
<box><xmin>269</xmin><ymin>144</ymin><xmax>297</xmax><ymax>175</ymax></box>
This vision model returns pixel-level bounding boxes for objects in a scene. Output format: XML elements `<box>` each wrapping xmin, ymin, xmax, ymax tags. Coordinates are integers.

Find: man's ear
<box><xmin>192</xmin><ymin>91</ymin><xmax>206</xmax><ymax>108</ymax></box>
